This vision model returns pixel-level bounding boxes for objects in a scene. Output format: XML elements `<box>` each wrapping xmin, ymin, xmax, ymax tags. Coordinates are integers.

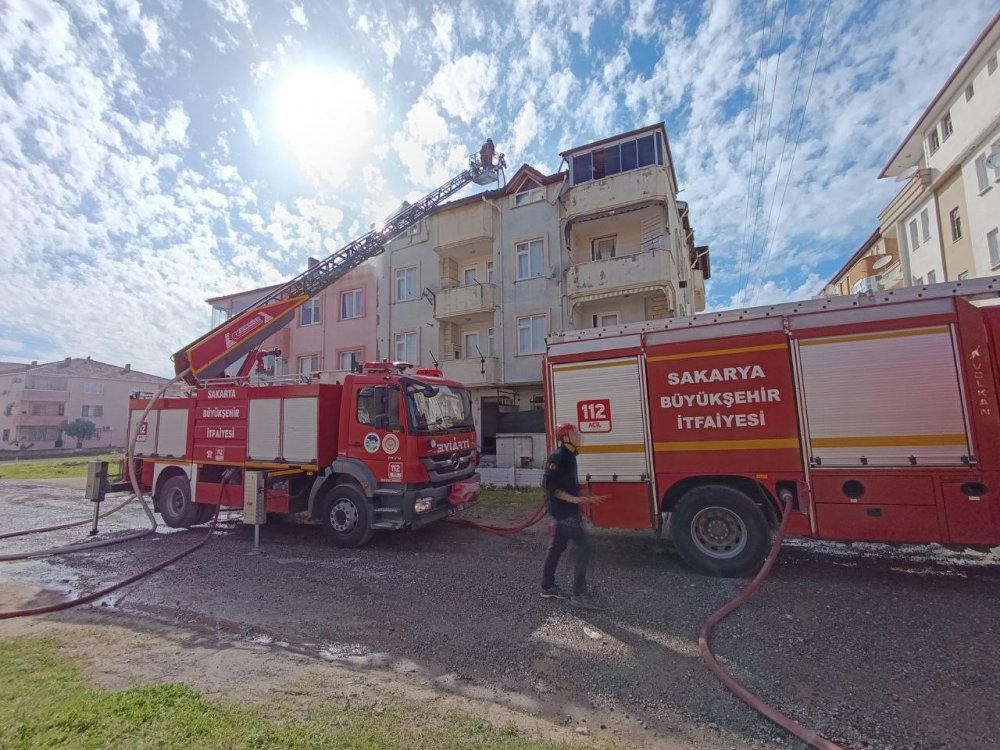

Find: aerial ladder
<box><xmin>172</xmin><ymin>141</ymin><xmax>506</xmax><ymax>386</ymax></box>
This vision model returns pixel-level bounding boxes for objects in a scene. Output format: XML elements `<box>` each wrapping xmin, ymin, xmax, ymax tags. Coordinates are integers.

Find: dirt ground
<box><xmin>2</xmin><ymin>479</ymin><xmax>999</xmax><ymax>750</ymax></box>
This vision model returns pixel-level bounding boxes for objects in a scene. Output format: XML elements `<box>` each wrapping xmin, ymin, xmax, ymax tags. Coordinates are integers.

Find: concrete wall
<box><xmin>936</xmin><ymin>169</ymin><xmax>976</xmax><ymax>279</ymax></box>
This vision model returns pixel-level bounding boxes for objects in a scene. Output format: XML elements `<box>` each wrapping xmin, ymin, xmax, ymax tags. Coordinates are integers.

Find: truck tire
<box><xmin>194</xmin><ymin>502</ymin><xmax>217</xmax><ymax>525</ymax></box>
<box><xmin>159</xmin><ymin>475</ymin><xmax>199</xmax><ymax>528</ymax></box>
<box><xmin>320</xmin><ymin>483</ymin><xmax>374</xmax><ymax>548</ymax></box>
<box><xmin>671</xmin><ymin>484</ymin><xmax>770</xmax><ymax>577</ymax></box>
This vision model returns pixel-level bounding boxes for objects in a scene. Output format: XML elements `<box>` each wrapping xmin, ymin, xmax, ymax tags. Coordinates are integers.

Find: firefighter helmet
<box><xmin>554</xmin><ymin>423</ymin><xmax>576</xmax><ymax>440</ymax></box>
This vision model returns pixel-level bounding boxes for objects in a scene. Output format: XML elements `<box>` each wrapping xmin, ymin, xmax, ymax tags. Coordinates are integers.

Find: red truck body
<box><xmin>129</xmin><ymin>364</ymin><xmax>480</xmax><ymax>545</ymax></box>
<box><xmin>544</xmin><ymin>281</ymin><xmax>1000</xmax><ymax>574</ymax></box>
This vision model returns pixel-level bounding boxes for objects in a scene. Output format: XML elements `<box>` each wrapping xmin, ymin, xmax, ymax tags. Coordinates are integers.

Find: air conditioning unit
<box><xmin>852</xmin><ymin>276</ymin><xmax>882</xmax><ymax>294</ymax></box>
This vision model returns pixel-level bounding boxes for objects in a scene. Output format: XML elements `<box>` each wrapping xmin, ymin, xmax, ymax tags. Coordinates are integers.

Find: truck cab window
<box><xmin>357</xmin><ymin>386</ymin><xmax>400</xmax><ymax>430</ymax></box>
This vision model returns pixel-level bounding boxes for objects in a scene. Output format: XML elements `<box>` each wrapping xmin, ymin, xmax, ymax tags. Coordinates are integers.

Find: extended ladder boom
<box><xmin>173</xmin><ymin>143</ymin><xmax>505</xmax><ymax>385</ymax></box>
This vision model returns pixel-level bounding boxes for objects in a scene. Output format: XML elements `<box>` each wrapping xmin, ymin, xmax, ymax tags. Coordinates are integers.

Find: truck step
<box><xmin>374</xmin><ymin>507</ymin><xmax>402</xmax><ymax>515</ymax></box>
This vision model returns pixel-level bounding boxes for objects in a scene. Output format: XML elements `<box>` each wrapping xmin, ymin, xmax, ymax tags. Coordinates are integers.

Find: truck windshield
<box><xmin>406</xmin><ymin>385</ymin><xmax>474</xmax><ymax>434</ymax></box>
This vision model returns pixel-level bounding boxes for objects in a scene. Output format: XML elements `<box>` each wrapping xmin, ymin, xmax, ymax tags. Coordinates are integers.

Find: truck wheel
<box><xmin>194</xmin><ymin>502</ymin><xmax>217</xmax><ymax>525</ymax></box>
<box><xmin>320</xmin><ymin>484</ymin><xmax>374</xmax><ymax>548</ymax></box>
<box><xmin>671</xmin><ymin>484</ymin><xmax>770</xmax><ymax>577</ymax></box>
<box><xmin>159</xmin><ymin>475</ymin><xmax>199</xmax><ymax>528</ymax></box>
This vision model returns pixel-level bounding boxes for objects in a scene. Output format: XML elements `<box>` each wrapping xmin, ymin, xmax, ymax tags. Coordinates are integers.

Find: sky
<box><xmin>0</xmin><ymin>0</ymin><xmax>996</xmax><ymax>377</ymax></box>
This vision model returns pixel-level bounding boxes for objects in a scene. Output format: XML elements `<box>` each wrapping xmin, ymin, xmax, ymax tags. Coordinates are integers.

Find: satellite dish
<box><xmin>893</xmin><ymin>165</ymin><xmax>919</xmax><ymax>182</ymax></box>
<box><xmin>872</xmin><ymin>254</ymin><xmax>893</xmax><ymax>270</ymax></box>
<box><xmin>987</xmin><ymin>152</ymin><xmax>1000</xmax><ymax>170</ymax></box>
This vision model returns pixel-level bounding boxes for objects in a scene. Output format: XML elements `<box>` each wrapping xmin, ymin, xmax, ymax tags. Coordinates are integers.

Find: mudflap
<box><xmin>447</xmin><ymin>476</ymin><xmax>481</xmax><ymax>515</ymax></box>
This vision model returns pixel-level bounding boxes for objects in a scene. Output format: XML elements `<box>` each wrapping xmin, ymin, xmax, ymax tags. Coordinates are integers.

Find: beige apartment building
<box><xmin>0</xmin><ymin>358</ymin><xmax>168</xmax><ymax>451</ymax></box>
<box><xmin>822</xmin><ymin>229</ymin><xmax>903</xmax><ymax>298</ymax></box>
<box><xmin>826</xmin><ymin>10</ymin><xmax>999</xmax><ymax>297</ymax></box>
<box><xmin>208</xmin><ymin>123</ymin><xmax>708</xmax><ymax>468</ymax></box>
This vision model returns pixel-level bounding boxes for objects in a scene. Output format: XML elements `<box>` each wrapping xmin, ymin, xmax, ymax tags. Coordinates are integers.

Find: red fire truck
<box><xmin>544</xmin><ymin>278</ymin><xmax>1000</xmax><ymax>575</ymax></box>
<box><xmin>127</xmin><ymin>143</ymin><xmax>504</xmax><ymax>546</ymax></box>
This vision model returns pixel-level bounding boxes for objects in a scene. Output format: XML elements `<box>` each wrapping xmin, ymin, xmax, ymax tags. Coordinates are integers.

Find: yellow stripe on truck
<box><xmin>552</xmin><ymin>360</ymin><xmax>634</xmax><ymax>373</ymax></box>
<box><xmin>654</xmin><ymin>438</ymin><xmax>800</xmax><ymax>452</ymax></box>
<box><xmin>647</xmin><ymin>343</ymin><xmax>786</xmax><ymax>362</ymax></box>
<box><xmin>810</xmin><ymin>433</ymin><xmax>967</xmax><ymax>448</ymax></box>
<box><xmin>798</xmin><ymin>326</ymin><xmax>950</xmax><ymax>347</ymax></box>
<box><xmin>578</xmin><ymin>444</ymin><xmax>646</xmax><ymax>454</ymax></box>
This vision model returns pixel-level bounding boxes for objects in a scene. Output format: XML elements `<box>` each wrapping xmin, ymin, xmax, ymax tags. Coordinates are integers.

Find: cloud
<box><xmin>427</xmin><ymin>52</ymin><xmax>497</xmax><ymax>124</ymax></box>
<box><xmin>289</xmin><ymin>4</ymin><xmax>308</xmax><ymax>28</ymax></box>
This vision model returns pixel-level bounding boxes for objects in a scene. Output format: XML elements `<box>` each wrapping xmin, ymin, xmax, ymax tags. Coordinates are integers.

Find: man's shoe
<box><xmin>540</xmin><ymin>586</ymin><xmax>568</xmax><ymax>600</ymax></box>
<box><xmin>570</xmin><ymin>592</ymin><xmax>607</xmax><ymax>610</ymax></box>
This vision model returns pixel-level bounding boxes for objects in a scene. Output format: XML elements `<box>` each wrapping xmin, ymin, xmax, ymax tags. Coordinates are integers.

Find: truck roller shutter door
<box><xmin>796</xmin><ymin>326</ymin><xmax>971</xmax><ymax>466</ymax></box>
<box><xmin>550</xmin><ymin>357</ymin><xmax>650</xmax><ymax>480</ymax></box>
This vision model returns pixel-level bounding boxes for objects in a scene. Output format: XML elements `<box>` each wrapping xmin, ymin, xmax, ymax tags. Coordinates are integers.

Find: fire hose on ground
<box><xmin>0</xmin><ymin>372</ymin><xmax>232</xmax><ymax>621</ymax></box>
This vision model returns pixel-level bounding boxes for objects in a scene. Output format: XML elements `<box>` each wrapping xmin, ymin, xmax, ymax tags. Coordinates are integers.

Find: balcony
<box><xmin>566</xmin><ymin>249</ymin><xmax>677</xmax><ymax>302</ymax></box>
<box><xmin>433</xmin><ymin>202</ymin><xmax>493</xmax><ymax>255</ymax></box>
<box><xmin>878</xmin><ymin>262</ymin><xmax>904</xmax><ymax>289</ymax></box>
<box><xmin>16</xmin><ymin>389</ymin><xmax>69</xmax><ymax>401</ymax></box>
<box><xmin>564</xmin><ymin>166</ymin><xmax>672</xmax><ymax>221</ymax></box>
<box><xmin>14</xmin><ymin>414</ymin><xmax>68</xmax><ymax>428</ymax></box>
<box><xmin>440</xmin><ymin>357</ymin><xmax>498</xmax><ymax>387</ymax></box>
<box><xmin>434</xmin><ymin>283</ymin><xmax>497</xmax><ymax>322</ymax></box>
<box><xmin>851</xmin><ymin>275</ymin><xmax>882</xmax><ymax>294</ymax></box>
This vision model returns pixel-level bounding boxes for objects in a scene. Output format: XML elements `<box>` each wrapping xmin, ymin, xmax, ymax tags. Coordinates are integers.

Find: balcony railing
<box><xmin>439</xmin><ymin>357</ymin><xmax>498</xmax><ymax>387</ymax></box>
<box><xmin>566</xmin><ymin>249</ymin><xmax>677</xmax><ymax>299</ymax></box>
<box><xmin>13</xmin><ymin>414</ymin><xmax>68</xmax><ymax>427</ymax></box>
<box><xmin>565</xmin><ymin>166</ymin><xmax>672</xmax><ymax>221</ymax></box>
<box><xmin>879</xmin><ymin>262</ymin><xmax>904</xmax><ymax>289</ymax></box>
<box><xmin>15</xmin><ymin>389</ymin><xmax>69</xmax><ymax>401</ymax></box>
<box><xmin>434</xmin><ymin>283</ymin><xmax>497</xmax><ymax>321</ymax></box>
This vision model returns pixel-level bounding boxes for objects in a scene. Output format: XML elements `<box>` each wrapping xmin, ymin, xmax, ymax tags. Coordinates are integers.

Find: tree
<box><xmin>61</xmin><ymin>418</ymin><xmax>98</xmax><ymax>449</ymax></box>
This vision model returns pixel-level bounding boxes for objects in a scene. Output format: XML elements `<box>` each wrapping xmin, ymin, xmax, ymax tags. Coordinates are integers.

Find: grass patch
<box><xmin>478</xmin><ymin>486</ymin><xmax>544</xmax><ymax>511</ymax></box>
<box><xmin>0</xmin><ymin>453</ymin><xmax>123</xmax><ymax>481</ymax></box>
<box><xmin>0</xmin><ymin>636</ymin><xmax>581</xmax><ymax>749</ymax></box>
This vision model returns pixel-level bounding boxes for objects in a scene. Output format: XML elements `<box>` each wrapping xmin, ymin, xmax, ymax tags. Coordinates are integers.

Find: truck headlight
<box><xmin>414</xmin><ymin>497</ymin><xmax>433</xmax><ymax>513</ymax></box>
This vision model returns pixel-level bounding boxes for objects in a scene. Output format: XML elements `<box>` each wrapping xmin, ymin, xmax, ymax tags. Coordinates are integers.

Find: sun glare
<box><xmin>274</xmin><ymin>68</ymin><xmax>378</xmax><ymax>184</ymax></box>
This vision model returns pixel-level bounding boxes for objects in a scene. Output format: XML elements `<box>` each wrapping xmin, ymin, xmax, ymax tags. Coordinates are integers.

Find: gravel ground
<box><xmin>1</xmin><ymin>480</ymin><xmax>999</xmax><ymax>750</ymax></box>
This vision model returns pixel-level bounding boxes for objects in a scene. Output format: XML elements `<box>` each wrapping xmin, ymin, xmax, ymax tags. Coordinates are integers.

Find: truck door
<box><xmin>548</xmin><ymin>356</ymin><xmax>654</xmax><ymax>529</ymax></box>
<box><xmin>347</xmin><ymin>384</ymin><xmax>405</xmax><ymax>483</ymax></box>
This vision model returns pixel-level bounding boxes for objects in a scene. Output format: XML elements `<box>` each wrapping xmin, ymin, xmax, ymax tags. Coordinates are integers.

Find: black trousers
<box><xmin>541</xmin><ymin>515</ymin><xmax>591</xmax><ymax>595</ymax></box>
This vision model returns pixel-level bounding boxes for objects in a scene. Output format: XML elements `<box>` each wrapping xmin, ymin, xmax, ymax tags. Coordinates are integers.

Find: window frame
<box><xmin>516</xmin><ymin>313</ymin><xmax>548</xmax><ymax>355</ymax></box>
<box><xmin>920</xmin><ymin>208</ymin><xmax>930</xmax><ymax>242</ymax></box>
<box><xmin>515</xmin><ymin>238</ymin><xmax>545</xmax><ymax>281</ymax></box>
<box><xmin>909</xmin><ymin>219</ymin><xmax>920</xmax><ymax>250</ymax></box>
<box><xmin>965</xmin><ymin>83</ymin><xmax>975</xmax><ymax>101</ymax></box>
<box><xmin>513</xmin><ymin>179</ymin><xmax>543</xmax><ymax>206</ymax></box>
<box><xmin>338</xmin><ymin>349</ymin><xmax>363</xmax><ymax>371</ymax></box>
<box><xmin>988</xmin><ymin>228</ymin><xmax>1000</xmax><ymax>270</ymax></box>
<box><xmin>300</xmin><ymin>298</ymin><xmax>321</xmax><ymax>326</ymax></box>
<box><xmin>486</xmin><ymin>260</ymin><xmax>496</xmax><ymax>284</ymax></box>
<box><xmin>940</xmin><ymin>112</ymin><xmax>953</xmax><ymax>140</ymax></box>
<box><xmin>487</xmin><ymin>327</ymin><xmax>495</xmax><ymax>357</ymax></box>
<box><xmin>927</xmin><ymin>128</ymin><xmax>940</xmax><ymax>154</ymax></box>
<box><xmin>463</xmin><ymin>331</ymin><xmax>480</xmax><ymax>359</ymax></box>
<box><xmin>339</xmin><ymin>288</ymin><xmax>364</xmax><ymax>320</ymax></box>
<box><xmin>462</xmin><ymin>266</ymin><xmax>478</xmax><ymax>286</ymax></box>
<box><xmin>592</xmin><ymin>312</ymin><xmax>620</xmax><ymax>328</ymax></box>
<box><xmin>927</xmin><ymin>269</ymin><xmax>937</xmax><ymax>285</ymax></box>
<box><xmin>949</xmin><ymin>207</ymin><xmax>963</xmax><ymax>241</ymax></box>
<box><xmin>591</xmin><ymin>236</ymin><xmax>617</xmax><ymax>261</ymax></box>
<box><xmin>394</xmin><ymin>330</ymin><xmax>418</xmax><ymax>363</ymax></box>
<box><xmin>394</xmin><ymin>266</ymin><xmax>418</xmax><ymax>302</ymax></box>
<box><xmin>297</xmin><ymin>354</ymin><xmax>320</xmax><ymax>375</ymax></box>
<box><xmin>976</xmin><ymin>154</ymin><xmax>990</xmax><ymax>193</ymax></box>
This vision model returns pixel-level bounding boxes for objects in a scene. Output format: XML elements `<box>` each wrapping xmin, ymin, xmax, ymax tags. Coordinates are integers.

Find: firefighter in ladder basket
<box><xmin>539</xmin><ymin>423</ymin><xmax>609</xmax><ymax>610</ymax></box>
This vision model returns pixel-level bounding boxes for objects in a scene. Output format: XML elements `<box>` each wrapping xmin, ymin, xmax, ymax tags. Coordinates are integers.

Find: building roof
<box><xmin>825</xmin><ymin>229</ymin><xmax>882</xmax><ymax>285</ymax></box>
<box><xmin>0</xmin><ymin>361</ymin><xmax>30</xmax><ymax>375</ymax></box>
<box><xmin>880</xmin><ymin>9</ymin><xmax>1000</xmax><ymax>178</ymax></box>
<box><xmin>12</xmin><ymin>358</ymin><xmax>167</xmax><ymax>383</ymax></box>
<box><xmin>558</xmin><ymin>122</ymin><xmax>680</xmax><ymax>194</ymax></box>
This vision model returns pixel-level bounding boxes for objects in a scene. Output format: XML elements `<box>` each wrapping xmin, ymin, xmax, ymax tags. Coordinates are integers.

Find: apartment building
<box><xmin>878</xmin><ymin>10</ymin><xmax>1000</xmax><ymax>284</ymax></box>
<box><xmin>0</xmin><ymin>358</ymin><xmax>168</xmax><ymax>451</ymax></box>
<box><xmin>822</xmin><ymin>229</ymin><xmax>903</xmax><ymax>298</ymax></box>
<box><xmin>209</xmin><ymin>123</ymin><xmax>708</xmax><ymax>467</ymax></box>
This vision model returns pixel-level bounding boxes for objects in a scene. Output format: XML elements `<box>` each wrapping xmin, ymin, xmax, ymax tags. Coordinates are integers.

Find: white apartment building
<box><xmin>880</xmin><ymin>10</ymin><xmax>1000</xmax><ymax>283</ymax></box>
<box><xmin>378</xmin><ymin>123</ymin><xmax>709</xmax><ymax>466</ymax></box>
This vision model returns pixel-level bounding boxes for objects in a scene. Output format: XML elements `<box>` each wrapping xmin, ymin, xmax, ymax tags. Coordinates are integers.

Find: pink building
<box><xmin>0</xmin><ymin>358</ymin><xmax>168</xmax><ymax>451</ymax></box>
<box><xmin>205</xmin><ymin>260</ymin><xmax>379</xmax><ymax>379</ymax></box>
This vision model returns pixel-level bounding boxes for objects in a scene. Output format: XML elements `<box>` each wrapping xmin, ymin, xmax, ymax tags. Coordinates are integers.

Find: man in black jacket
<box><xmin>539</xmin><ymin>423</ymin><xmax>607</xmax><ymax>609</ymax></box>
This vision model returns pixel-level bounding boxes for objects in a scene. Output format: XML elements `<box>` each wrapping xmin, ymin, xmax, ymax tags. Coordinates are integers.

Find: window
<box><xmin>927</xmin><ymin>269</ymin><xmax>937</xmax><ymax>284</ymax></box>
<box><xmin>300</xmin><ymin>298</ymin><xmax>320</xmax><ymax>326</ymax></box>
<box><xmin>517</xmin><ymin>314</ymin><xmax>547</xmax><ymax>355</ymax></box>
<box><xmin>920</xmin><ymin>209</ymin><xmax>930</xmax><ymax>242</ymax></box>
<box><xmin>340</xmin><ymin>289</ymin><xmax>363</xmax><ymax>320</ymax></box>
<box><xmin>571</xmin><ymin>132</ymin><xmax>664</xmax><ymax>185</ymax></box>
<box><xmin>356</xmin><ymin>385</ymin><xmax>399</xmax><ymax>428</ymax></box>
<box><xmin>913</xmin><ymin>276</ymin><xmax>924</xmax><ymax>285</ymax></box>
<box><xmin>514</xmin><ymin>178</ymin><xmax>542</xmax><ymax>206</ymax></box>
<box><xmin>1</xmin><ymin>429</ymin><xmax>8</xmax><ymax>443</ymax></box>
<box><xmin>950</xmin><ymin>208</ymin><xmax>963</xmax><ymax>241</ymax></box>
<box><xmin>958</xmin><ymin>271</ymin><xmax>969</xmax><ymax>281</ymax></box>
<box><xmin>83</xmin><ymin>381</ymin><xmax>104</xmax><ymax>395</ymax></box>
<box><xmin>927</xmin><ymin>128</ymin><xmax>939</xmax><ymax>153</ymax></box>
<box><xmin>592</xmin><ymin>313</ymin><xmax>619</xmax><ymax>327</ymax></box>
<box><xmin>298</xmin><ymin>355</ymin><xmax>320</xmax><ymax>375</ymax></box>
<box><xmin>991</xmin><ymin>140</ymin><xmax>1000</xmax><ymax>181</ymax></box>
<box><xmin>909</xmin><ymin>219</ymin><xmax>919</xmax><ymax>249</ymax></box>
<box><xmin>487</xmin><ymin>261</ymin><xmax>495</xmax><ymax>284</ymax></box>
<box><xmin>394</xmin><ymin>267</ymin><xmax>417</xmax><ymax>302</ymax></box>
<box><xmin>463</xmin><ymin>267</ymin><xmax>477</xmax><ymax>285</ymax></box>
<box><xmin>965</xmin><ymin>83</ymin><xmax>975</xmax><ymax>101</ymax></box>
<box><xmin>463</xmin><ymin>332</ymin><xmax>479</xmax><ymax>359</ymax></box>
<box><xmin>592</xmin><ymin>236</ymin><xmax>616</xmax><ymax>261</ymax></box>
<box><xmin>976</xmin><ymin>154</ymin><xmax>990</xmax><ymax>192</ymax></box>
<box><xmin>989</xmin><ymin>228</ymin><xmax>1000</xmax><ymax>269</ymax></box>
<box><xmin>515</xmin><ymin>239</ymin><xmax>545</xmax><ymax>280</ymax></box>
<box><xmin>338</xmin><ymin>350</ymin><xmax>362</xmax><ymax>371</ymax></box>
<box><xmin>900</xmin><ymin>225</ymin><xmax>909</xmax><ymax>254</ymax></box>
<box><xmin>940</xmin><ymin>113</ymin><xmax>953</xmax><ymax>140</ymax></box>
<box><xmin>394</xmin><ymin>331</ymin><xmax>417</xmax><ymax>363</ymax></box>
<box><xmin>487</xmin><ymin>328</ymin><xmax>495</xmax><ymax>356</ymax></box>
<box><xmin>989</xmin><ymin>53</ymin><xmax>998</xmax><ymax>75</ymax></box>
<box><xmin>81</xmin><ymin>405</ymin><xmax>103</xmax><ymax>418</ymax></box>
<box><xmin>211</xmin><ymin>306</ymin><xmax>229</xmax><ymax>327</ymax></box>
